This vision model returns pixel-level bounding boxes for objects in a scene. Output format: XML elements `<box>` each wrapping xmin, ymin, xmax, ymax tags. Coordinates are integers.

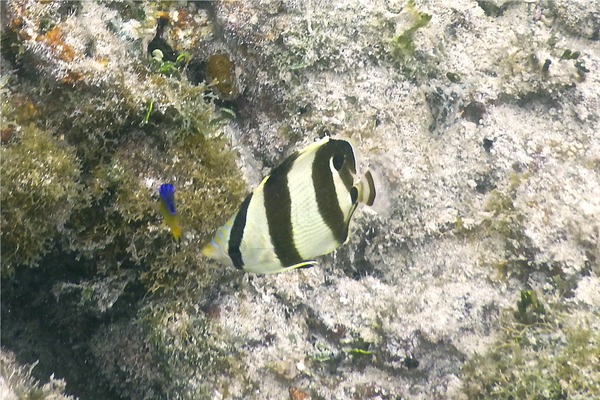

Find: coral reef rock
<box><xmin>1</xmin><ymin>0</ymin><xmax>598</xmax><ymax>399</ymax></box>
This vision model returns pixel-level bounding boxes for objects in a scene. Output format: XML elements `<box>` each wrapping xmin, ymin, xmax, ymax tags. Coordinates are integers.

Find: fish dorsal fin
<box><xmin>265</xmin><ymin>138</ymin><xmax>329</xmax><ymax>177</ymax></box>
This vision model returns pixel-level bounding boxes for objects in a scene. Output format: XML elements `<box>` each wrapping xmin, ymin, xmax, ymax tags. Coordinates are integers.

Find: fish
<box><xmin>158</xmin><ymin>183</ymin><xmax>182</xmax><ymax>241</ymax></box>
<box><xmin>202</xmin><ymin>136</ymin><xmax>376</xmax><ymax>274</ymax></box>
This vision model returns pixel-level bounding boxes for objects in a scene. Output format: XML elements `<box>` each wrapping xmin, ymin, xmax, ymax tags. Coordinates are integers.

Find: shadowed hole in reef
<box><xmin>475</xmin><ymin>0</ymin><xmax>516</xmax><ymax>17</ymax></box>
<box><xmin>1</xmin><ymin>251</ymin><xmax>145</xmax><ymax>399</ymax></box>
<box><xmin>475</xmin><ymin>171</ymin><xmax>497</xmax><ymax>194</ymax></box>
<box><xmin>461</xmin><ymin>101</ymin><xmax>486</xmax><ymax>125</ymax></box>
<box><xmin>334</xmin><ymin>224</ymin><xmax>381</xmax><ymax>280</ymax></box>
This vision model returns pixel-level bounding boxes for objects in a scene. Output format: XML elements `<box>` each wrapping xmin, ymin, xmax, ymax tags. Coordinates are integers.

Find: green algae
<box><xmin>57</xmin><ymin>82</ymin><xmax>246</xmax><ymax>294</ymax></box>
<box><xmin>515</xmin><ymin>289</ymin><xmax>546</xmax><ymax>324</ymax></box>
<box><xmin>388</xmin><ymin>2</ymin><xmax>432</xmax><ymax>62</ymax></box>
<box><xmin>2</xmin><ymin>85</ymin><xmax>244</xmax><ymax>395</ymax></box>
<box><xmin>385</xmin><ymin>0</ymin><xmax>433</xmax><ymax>80</ymax></box>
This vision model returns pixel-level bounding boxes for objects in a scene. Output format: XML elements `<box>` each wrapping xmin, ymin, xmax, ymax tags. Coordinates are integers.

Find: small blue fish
<box><xmin>159</xmin><ymin>183</ymin><xmax>182</xmax><ymax>240</ymax></box>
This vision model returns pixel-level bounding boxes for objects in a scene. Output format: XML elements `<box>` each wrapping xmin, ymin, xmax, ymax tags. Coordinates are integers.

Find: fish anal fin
<box><xmin>296</xmin><ymin>261</ymin><xmax>317</xmax><ymax>270</ymax></box>
<box><xmin>279</xmin><ymin>260</ymin><xmax>317</xmax><ymax>273</ymax></box>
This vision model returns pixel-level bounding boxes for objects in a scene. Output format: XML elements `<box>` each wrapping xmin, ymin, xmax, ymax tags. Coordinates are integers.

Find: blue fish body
<box><xmin>159</xmin><ymin>183</ymin><xmax>181</xmax><ymax>240</ymax></box>
<box><xmin>159</xmin><ymin>183</ymin><xmax>177</xmax><ymax>215</ymax></box>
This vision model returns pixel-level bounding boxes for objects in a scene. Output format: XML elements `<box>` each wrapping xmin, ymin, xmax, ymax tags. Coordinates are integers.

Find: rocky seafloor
<box><xmin>1</xmin><ymin>0</ymin><xmax>599</xmax><ymax>399</ymax></box>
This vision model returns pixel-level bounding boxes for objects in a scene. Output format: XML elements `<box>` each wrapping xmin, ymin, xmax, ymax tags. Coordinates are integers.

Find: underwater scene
<box><xmin>1</xmin><ymin>1</ymin><xmax>599</xmax><ymax>399</ymax></box>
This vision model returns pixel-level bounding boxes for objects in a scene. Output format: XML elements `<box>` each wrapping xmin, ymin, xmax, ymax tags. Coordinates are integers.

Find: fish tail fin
<box><xmin>201</xmin><ymin>241</ymin><xmax>218</xmax><ymax>258</ymax></box>
<box><xmin>356</xmin><ymin>170</ymin><xmax>377</xmax><ymax>206</ymax></box>
<box><xmin>202</xmin><ymin>240</ymin><xmax>237</xmax><ymax>268</ymax></box>
<box><xmin>159</xmin><ymin>207</ymin><xmax>182</xmax><ymax>241</ymax></box>
<box><xmin>170</xmin><ymin>223</ymin><xmax>182</xmax><ymax>241</ymax></box>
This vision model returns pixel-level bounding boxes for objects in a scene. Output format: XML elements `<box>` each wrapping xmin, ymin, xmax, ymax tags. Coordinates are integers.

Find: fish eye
<box><xmin>332</xmin><ymin>153</ymin><xmax>345</xmax><ymax>171</ymax></box>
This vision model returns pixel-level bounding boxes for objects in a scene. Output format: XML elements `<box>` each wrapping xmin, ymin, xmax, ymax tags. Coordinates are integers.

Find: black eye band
<box><xmin>332</xmin><ymin>153</ymin><xmax>345</xmax><ymax>170</ymax></box>
<box><xmin>350</xmin><ymin>187</ymin><xmax>358</xmax><ymax>204</ymax></box>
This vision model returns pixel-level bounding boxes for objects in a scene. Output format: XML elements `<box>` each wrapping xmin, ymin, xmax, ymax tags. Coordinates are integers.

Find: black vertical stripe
<box><xmin>228</xmin><ymin>193</ymin><xmax>252</xmax><ymax>270</ymax></box>
<box><xmin>263</xmin><ymin>151</ymin><xmax>303</xmax><ymax>267</ymax></box>
<box><xmin>312</xmin><ymin>139</ymin><xmax>355</xmax><ymax>243</ymax></box>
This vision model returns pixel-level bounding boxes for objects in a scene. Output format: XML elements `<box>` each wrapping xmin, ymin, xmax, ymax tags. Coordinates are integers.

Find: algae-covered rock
<box><xmin>461</xmin><ymin>288</ymin><xmax>600</xmax><ymax>399</ymax></box>
<box><xmin>2</xmin><ymin>0</ymin><xmax>245</xmax><ymax>398</ymax></box>
<box><xmin>91</xmin><ymin>298</ymin><xmax>247</xmax><ymax>400</ymax></box>
<box><xmin>1</xmin><ymin>123</ymin><xmax>82</xmax><ymax>274</ymax></box>
<box><xmin>548</xmin><ymin>0</ymin><xmax>600</xmax><ymax>40</ymax></box>
<box><xmin>0</xmin><ymin>349</ymin><xmax>75</xmax><ymax>400</ymax></box>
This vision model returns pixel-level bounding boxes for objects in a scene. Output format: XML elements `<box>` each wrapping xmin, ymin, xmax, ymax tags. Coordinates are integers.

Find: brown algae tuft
<box><xmin>205</xmin><ymin>53</ymin><xmax>239</xmax><ymax>101</ymax></box>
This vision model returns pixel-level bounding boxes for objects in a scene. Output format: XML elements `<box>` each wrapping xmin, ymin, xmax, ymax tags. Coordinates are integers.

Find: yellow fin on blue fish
<box><xmin>201</xmin><ymin>137</ymin><xmax>376</xmax><ymax>273</ymax></box>
<box><xmin>159</xmin><ymin>183</ymin><xmax>182</xmax><ymax>241</ymax></box>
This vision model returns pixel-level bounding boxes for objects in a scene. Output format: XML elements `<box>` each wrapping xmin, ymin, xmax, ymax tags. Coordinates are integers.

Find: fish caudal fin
<box><xmin>202</xmin><ymin>238</ymin><xmax>236</xmax><ymax>267</ymax></box>
<box><xmin>170</xmin><ymin>223</ymin><xmax>182</xmax><ymax>241</ymax></box>
<box><xmin>356</xmin><ymin>170</ymin><xmax>376</xmax><ymax>206</ymax></box>
<box><xmin>201</xmin><ymin>242</ymin><xmax>218</xmax><ymax>258</ymax></box>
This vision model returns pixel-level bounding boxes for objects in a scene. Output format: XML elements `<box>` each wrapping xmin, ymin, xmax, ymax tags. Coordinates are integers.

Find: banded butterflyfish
<box><xmin>202</xmin><ymin>137</ymin><xmax>376</xmax><ymax>274</ymax></box>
